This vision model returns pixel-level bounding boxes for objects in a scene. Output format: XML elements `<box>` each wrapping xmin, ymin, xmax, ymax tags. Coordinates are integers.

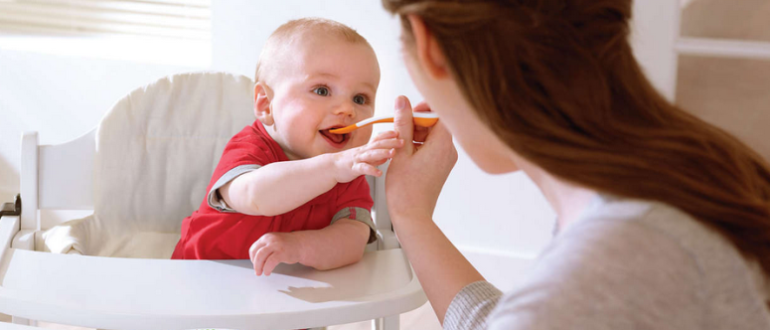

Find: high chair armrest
<box><xmin>376</xmin><ymin>229</ymin><xmax>400</xmax><ymax>250</ymax></box>
<box><xmin>0</xmin><ymin>215</ymin><xmax>21</xmax><ymax>262</ymax></box>
<box><xmin>12</xmin><ymin>230</ymin><xmax>35</xmax><ymax>251</ymax></box>
<box><xmin>1</xmin><ymin>194</ymin><xmax>24</xmax><ymax>254</ymax></box>
<box><xmin>1</xmin><ymin>194</ymin><xmax>21</xmax><ymax>217</ymax></box>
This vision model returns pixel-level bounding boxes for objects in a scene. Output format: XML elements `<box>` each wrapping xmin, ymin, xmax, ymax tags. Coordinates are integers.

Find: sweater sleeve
<box><xmin>444</xmin><ymin>281</ymin><xmax>503</xmax><ymax>330</ymax></box>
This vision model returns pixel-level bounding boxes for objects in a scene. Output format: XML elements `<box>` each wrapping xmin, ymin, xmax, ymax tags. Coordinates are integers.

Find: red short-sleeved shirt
<box><xmin>171</xmin><ymin>121</ymin><xmax>374</xmax><ymax>260</ymax></box>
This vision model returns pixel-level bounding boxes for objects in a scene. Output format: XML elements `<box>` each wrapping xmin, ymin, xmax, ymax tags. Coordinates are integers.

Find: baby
<box><xmin>171</xmin><ymin>18</ymin><xmax>403</xmax><ymax>276</ymax></box>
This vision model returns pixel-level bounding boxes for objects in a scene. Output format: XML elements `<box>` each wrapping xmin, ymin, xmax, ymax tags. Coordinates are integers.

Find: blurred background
<box><xmin>0</xmin><ymin>0</ymin><xmax>767</xmax><ymax>329</ymax></box>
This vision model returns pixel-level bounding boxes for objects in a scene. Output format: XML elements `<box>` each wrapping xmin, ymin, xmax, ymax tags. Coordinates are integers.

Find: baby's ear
<box><xmin>254</xmin><ymin>82</ymin><xmax>273</xmax><ymax>126</ymax></box>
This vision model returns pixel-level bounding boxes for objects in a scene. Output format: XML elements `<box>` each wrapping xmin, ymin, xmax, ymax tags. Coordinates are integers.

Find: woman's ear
<box><xmin>254</xmin><ymin>82</ymin><xmax>274</xmax><ymax>126</ymax></box>
<box><xmin>407</xmin><ymin>14</ymin><xmax>449</xmax><ymax>80</ymax></box>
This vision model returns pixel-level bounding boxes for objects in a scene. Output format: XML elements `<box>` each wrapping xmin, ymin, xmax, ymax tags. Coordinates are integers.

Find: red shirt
<box><xmin>172</xmin><ymin>121</ymin><xmax>373</xmax><ymax>260</ymax></box>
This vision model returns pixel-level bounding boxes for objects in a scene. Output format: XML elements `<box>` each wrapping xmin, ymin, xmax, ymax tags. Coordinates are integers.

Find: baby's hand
<box><xmin>249</xmin><ymin>232</ymin><xmax>302</xmax><ymax>276</ymax></box>
<box><xmin>332</xmin><ymin>130</ymin><xmax>404</xmax><ymax>183</ymax></box>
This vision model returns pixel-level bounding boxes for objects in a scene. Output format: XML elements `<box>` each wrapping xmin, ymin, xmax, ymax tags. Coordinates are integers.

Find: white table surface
<box><xmin>0</xmin><ymin>321</ymin><xmax>45</xmax><ymax>330</ymax></box>
<box><xmin>0</xmin><ymin>247</ymin><xmax>425</xmax><ymax>330</ymax></box>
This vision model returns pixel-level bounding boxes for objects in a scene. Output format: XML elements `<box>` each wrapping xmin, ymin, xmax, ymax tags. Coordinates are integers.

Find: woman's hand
<box><xmin>384</xmin><ymin>96</ymin><xmax>481</xmax><ymax>322</ymax></box>
<box><xmin>332</xmin><ymin>130</ymin><xmax>405</xmax><ymax>183</ymax></box>
<box><xmin>386</xmin><ymin>96</ymin><xmax>458</xmax><ymax>222</ymax></box>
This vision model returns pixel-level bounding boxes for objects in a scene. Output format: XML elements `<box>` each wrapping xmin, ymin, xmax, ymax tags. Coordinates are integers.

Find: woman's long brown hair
<box><xmin>383</xmin><ymin>0</ymin><xmax>770</xmax><ymax>278</ymax></box>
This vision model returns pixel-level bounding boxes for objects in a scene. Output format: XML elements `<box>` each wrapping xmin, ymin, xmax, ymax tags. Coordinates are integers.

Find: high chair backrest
<box><xmin>93</xmin><ymin>72</ymin><xmax>255</xmax><ymax>233</ymax></box>
<box><xmin>23</xmin><ymin>72</ymin><xmax>390</xmax><ymax>239</ymax></box>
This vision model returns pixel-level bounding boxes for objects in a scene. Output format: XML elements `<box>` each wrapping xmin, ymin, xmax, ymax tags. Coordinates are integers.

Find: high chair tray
<box><xmin>0</xmin><ymin>241</ymin><xmax>425</xmax><ymax>330</ymax></box>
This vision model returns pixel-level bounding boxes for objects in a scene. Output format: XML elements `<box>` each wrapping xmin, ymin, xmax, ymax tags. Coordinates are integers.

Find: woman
<box><xmin>381</xmin><ymin>0</ymin><xmax>770</xmax><ymax>329</ymax></box>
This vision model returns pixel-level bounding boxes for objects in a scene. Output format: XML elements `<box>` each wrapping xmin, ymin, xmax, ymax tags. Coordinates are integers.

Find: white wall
<box><xmin>0</xmin><ymin>46</ymin><xmax>199</xmax><ymax>203</ymax></box>
<box><xmin>630</xmin><ymin>0</ymin><xmax>680</xmax><ymax>101</ymax></box>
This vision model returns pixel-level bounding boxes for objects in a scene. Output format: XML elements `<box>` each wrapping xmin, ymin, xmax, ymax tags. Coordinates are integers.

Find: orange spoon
<box><xmin>329</xmin><ymin>112</ymin><xmax>439</xmax><ymax>134</ymax></box>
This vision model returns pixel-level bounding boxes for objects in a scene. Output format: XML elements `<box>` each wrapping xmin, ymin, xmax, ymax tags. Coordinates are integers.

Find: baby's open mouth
<box><xmin>319</xmin><ymin>127</ymin><xmax>349</xmax><ymax>146</ymax></box>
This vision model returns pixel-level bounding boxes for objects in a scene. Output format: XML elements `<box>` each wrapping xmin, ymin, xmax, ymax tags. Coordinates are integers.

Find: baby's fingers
<box><xmin>352</xmin><ymin>162</ymin><xmax>383</xmax><ymax>177</ymax></box>
<box><xmin>366</xmin><ymin>138</ymin><xmax>404</xmax><ymax>151</ymax></box>
<box><xmin>355</xmin><ymin>149</ymin><xmax>395</xmax><ymax>164</ymax></box>
<box><xmin>253</xmin><ymin>247</ymin><xmax>273</xmax><ymax>276</ymax></box>
<box><xmin>371</xmin><ymin>130</ymin><xmax>399</xmax><ymax>142</ymax></box>
<box><xmin>249</xmin><ymin>240</ymin><xmax>266</xmax><ymax>261</ymax></box>
<box><xmin>262</xmin><ymin>254</ymin><xmax>282</xmax><ymax>276</ymax></box>
<box><xmin>369</xmin><ymin>158</ymin><xmax>389</xmax><ymax>167</ymax></box>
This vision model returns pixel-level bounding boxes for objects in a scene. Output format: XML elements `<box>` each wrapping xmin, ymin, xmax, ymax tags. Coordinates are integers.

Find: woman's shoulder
<box><xmin>541</xmin><ymin>195</ymin><xmax>708</xmax><ymax>288</ymax></box>
<box><xmin>563</xmin><ymin>194</ymin><xmax>746</xmax><ymax>276</ymax></box>
<box><xmin>493</xmin><ymin>194</ymin><xmax>769</xmax><ymax>330</ymax></box>
<box><xmin>554</xmin><ymin>194</ymin><xmax>759</xmax><ymax>294</ymax></box>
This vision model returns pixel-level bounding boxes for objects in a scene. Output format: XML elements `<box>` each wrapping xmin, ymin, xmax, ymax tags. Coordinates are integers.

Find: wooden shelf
<box><xmin>676</xmin><ymin>37</ymin><xmax>770</xmax><ymax>60</ymax></box>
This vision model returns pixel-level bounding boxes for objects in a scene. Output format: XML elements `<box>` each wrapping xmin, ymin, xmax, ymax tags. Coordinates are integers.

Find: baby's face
<box><xmin>262</xmin><ymin>35</ymin><xmax>380</xmax><ymax>160</ymax></box>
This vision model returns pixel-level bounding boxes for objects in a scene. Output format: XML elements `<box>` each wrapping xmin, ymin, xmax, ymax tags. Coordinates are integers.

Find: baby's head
<box><xmin>253</xmin><ymin>18</ymin><xmax>380</xmax><ymax>160</ymax></box>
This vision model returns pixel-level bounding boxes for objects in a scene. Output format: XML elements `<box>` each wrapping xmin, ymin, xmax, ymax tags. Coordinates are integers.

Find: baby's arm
<box><xmin>220</xmin><ymin>131</ymin><xmax>403</xmax><ymax>216</ymax></box>
<box><xmin>220</xmin><ymin>154</ymin><xmax>338</xmax><ymax>216</ymax></box>
<box><xmin>249</xmin><ymin>219</ymin><xmax>370</xmax><ymax>275</ymax></box>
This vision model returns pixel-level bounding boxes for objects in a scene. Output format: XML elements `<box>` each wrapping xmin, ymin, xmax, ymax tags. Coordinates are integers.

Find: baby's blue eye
<box><xmin>353</xmin><ymin>95</ymin><xmax>366</xmax><ymax>105</ymax></box>
<box><xmin>313</xmin><ymin>87</ymin><xmax>330</xmax><ymax>96</ymax></box>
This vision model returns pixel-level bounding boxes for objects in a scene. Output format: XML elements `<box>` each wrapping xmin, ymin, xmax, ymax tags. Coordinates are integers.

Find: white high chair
<box><xmin>0</xmin><ymin>72</ymin><xmax>425</xmax><ymax>330</ymax></box>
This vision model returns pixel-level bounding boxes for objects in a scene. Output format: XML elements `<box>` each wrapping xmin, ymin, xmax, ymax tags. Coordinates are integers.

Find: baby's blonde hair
<box><xmin>255</xmin><ymin>18</ymin><xmax>371</xmax><ymax>84</ymax></box>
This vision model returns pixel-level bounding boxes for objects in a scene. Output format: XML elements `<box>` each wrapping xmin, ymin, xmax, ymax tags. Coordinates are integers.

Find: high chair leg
<box><xmin>372</xmin><ymin>315</ymin><xmax>399</xmax><ymax>330</ymax></box>
<box><xmin>11</xmin><ymin>316</ymin><xmax>37</xmax><ymax>326</ymax></box>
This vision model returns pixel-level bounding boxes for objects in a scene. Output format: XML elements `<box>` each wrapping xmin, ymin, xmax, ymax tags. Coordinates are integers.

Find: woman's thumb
<box><xmin>393</xmin><ymin>95</ymin><xmax>415</xmax><ymax>155</ymax></box>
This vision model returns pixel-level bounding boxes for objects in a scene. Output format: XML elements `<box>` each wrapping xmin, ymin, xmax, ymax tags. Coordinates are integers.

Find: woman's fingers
<box><xmin>412</xmin><ymin>102</ymin><xmax>432</xmax><ymax>143</ymax></box>
<box><xmin>422</xmin><ymin>121</ymin><xmax>458</xmax><ymax>170</ymax></box>
<box><xmin>413</xmin><ymin>126</ymin><xmax>430</xmax><ymax>145</ymax></box>
<box><xmin>424</xmin><ymin>120</ymin><xmax>454</xmax><ymax>147</ymax></box>
<box><xmin>412</xmin><ymin>102</ymin><xmax>430</xmax><ymax>112</ymax></box>
<box><xmin>385</xmin><ymin>111</ymin><xmax>457</xmax><ymax>221</ymax></box>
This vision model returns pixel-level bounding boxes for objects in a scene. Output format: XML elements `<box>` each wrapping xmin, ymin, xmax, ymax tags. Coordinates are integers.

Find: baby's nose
<box><xmin>333</xmin><ymin>102</ymin><xmax>355</xmax><ymax>118</ymax></box>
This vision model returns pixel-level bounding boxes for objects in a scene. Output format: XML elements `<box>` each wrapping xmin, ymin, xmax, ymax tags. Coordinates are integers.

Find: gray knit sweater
<box><xmin>443</xmin><ymin>194</ymin><xmax>770</xmax><ymax>330</ymax></box>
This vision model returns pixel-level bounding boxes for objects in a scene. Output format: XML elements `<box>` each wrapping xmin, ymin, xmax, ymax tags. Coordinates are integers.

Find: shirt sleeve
<box><xmin>207</xmin><ymin>164</ymin><xmax>261</xmax><ymax>212</ymax></box>
<box><xmin>331</xmin><ymin>206</ymin><xmax>376</xmax><ymax>243</ymax></box>
<box><xmin>333</xmin><ymin>176</ymin><xmax>376</xmax><ymax>243</ymax></box>
<box><xmin>449</xmin><ymin>217</ymin><xmax>703</xmax><ymax>330</ymax></box>
<box><xmin>205</xmin><ymin>130</ymin><xmax>278</xmax><ymax>213</ymax></box>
